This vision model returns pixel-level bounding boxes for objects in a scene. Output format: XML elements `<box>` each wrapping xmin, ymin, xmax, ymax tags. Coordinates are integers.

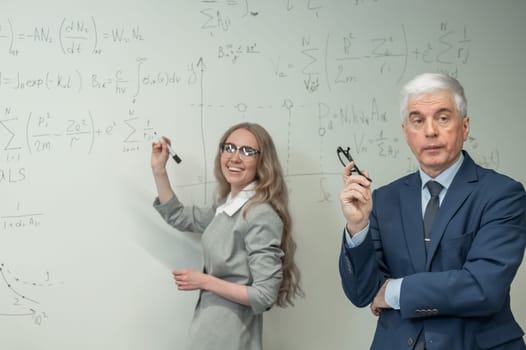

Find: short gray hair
<box><xmin>400</xmin><ymin>73</ymin><xmax>468</xmax><ymax>121</ymax></box>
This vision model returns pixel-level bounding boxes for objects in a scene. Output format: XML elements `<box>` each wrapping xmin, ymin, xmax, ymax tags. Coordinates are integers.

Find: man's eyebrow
<box><xmin>408</xmin><ymin>107</ymin><xmax>453</xmax><ymax>117</ymax></box>
<box><xmin>435</xmin><ymin>107</ymin><xmax>453</xmax><ymax>114</ymax></box>
<box><xmin>408</xmin><ymin>111</ymin><xmax>422</xmax><ymax>117</ymax></box>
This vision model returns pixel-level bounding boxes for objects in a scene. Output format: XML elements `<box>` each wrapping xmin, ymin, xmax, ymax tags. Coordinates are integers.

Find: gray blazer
<box><xmin>154</xmin><ymin>195</ymin><xmax>284</xmax><ymax>350</ymax></box>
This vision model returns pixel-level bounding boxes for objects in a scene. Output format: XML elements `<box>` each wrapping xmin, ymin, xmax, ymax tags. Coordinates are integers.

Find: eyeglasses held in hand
<box><xmin>220</xmin><ymin>142</ymin><xmax>260</xmax><ymax>159</ymax></box>
<box><xmin>337</xmin><ymin>146</ymin><xmax>372</xmax><ymax>182</ymax></box>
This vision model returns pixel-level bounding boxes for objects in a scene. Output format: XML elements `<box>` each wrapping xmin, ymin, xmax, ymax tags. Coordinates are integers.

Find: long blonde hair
<box><xmin>213</xmin><ymin>122</ymin><xmax>304</xmax><ymax>307</ymax></box>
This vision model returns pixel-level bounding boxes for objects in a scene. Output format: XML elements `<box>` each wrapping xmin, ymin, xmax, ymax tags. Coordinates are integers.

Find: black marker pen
<box><xmin>154</xmin><ymin>132</ymin><xmax>182</xmax><ymax>164</ymax></box>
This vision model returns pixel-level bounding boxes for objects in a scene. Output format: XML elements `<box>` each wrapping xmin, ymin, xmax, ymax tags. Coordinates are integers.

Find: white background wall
<box><xmin>1</xmin><ymin>1</ymin><xmax>525</xmax><ymax>348</ymax></box>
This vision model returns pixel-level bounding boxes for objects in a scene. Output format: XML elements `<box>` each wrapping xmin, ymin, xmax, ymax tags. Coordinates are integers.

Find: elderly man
<box><xmin>338</xmin><ymin>73</ymin><xmax>526</xmax><ymax>349</ymax></box>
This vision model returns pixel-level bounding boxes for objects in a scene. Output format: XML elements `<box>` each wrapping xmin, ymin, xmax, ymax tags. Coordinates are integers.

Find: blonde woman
<box><xmin>151</xmin><ymin>122</ymin><xmax>303</xmax><ymax>350</ymax></box>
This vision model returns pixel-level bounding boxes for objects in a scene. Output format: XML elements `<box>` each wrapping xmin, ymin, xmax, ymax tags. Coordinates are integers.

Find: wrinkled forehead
<box><xmin>408</xmin><ymin>89</ymin><xmax>454</xmax><ymax>102</ymax></box>
<box><xmin>407</xmin><ymin>90</ymin><xmax>458</xmax><ymax>111</ymax></box>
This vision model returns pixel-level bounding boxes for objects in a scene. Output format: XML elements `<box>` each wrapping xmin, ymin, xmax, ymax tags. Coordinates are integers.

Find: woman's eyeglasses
<box><xmin>220</xmin><ymin>142</ymin><xmax>260</xmax><ymax>159</ymax></box>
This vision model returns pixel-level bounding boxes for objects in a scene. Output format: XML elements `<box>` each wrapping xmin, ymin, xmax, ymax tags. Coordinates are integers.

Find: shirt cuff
<box><xmin>385</xmin><ymin>278</ymin><xmax>403</xmax><ymax>310</ymax></box>
<box><xmin>344</xmin><ymin>223</ymin><xmax>369</xmax><ymax>248</ymax></box>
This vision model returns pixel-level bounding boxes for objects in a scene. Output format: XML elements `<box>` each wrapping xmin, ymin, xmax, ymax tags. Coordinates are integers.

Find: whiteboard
<box><xmin>1</xmin><ymin>0</ymin><xmax>525</xmax><ymax>349</ymax></box>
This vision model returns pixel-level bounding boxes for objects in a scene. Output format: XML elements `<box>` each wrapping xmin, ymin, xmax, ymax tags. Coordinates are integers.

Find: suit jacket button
<box><xmin>407</xmin><ymin>337</ymin><xmax>414</xmax><ymax>346</ymax></box>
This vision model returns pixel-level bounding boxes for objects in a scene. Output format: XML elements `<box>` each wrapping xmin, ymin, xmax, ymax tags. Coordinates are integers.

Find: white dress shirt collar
<box><xmin>215</xmin><ymin>181</ymin><xmax>257</xmax><ymax>216</ymax></box>
<box><xmin>419</xmin><ymin>152</ymin><xmax>464</xmax><ymax>191</ymax></box>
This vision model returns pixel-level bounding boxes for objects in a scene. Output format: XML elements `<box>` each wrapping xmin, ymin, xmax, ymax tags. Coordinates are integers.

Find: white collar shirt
<box><xmin>419</xmin><ymin>152</ymin><xmax>464</xmax><ymax>216</ymax></box>
<box><xmin>215</xmin><ymin>182</ymin><xmax>257</xmax><ymax>216</ymax></box>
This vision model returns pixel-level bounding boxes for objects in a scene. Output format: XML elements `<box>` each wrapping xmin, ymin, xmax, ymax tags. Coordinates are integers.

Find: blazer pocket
<box><xmin>476</xmin><ymin>319</ymin><xmax>525</xmax><ymax>349</ymax></box>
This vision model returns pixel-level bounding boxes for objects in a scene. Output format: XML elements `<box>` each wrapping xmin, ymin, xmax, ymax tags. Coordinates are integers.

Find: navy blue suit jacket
<box><xmin>339</xmin><ymin>152</ymin><xmax>526</xmax><ymax>349</ymax></box>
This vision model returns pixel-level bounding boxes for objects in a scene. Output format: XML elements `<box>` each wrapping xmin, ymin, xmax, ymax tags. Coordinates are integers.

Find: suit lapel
<box><xmin>400</xmin><ymin>174</ymin><xmax>427</xmax><ymax>272</ymax></box>
<box><xmin>426</xmin><ymin>153</ymin><xmax>478</xmax><ymax>269</ymax></box>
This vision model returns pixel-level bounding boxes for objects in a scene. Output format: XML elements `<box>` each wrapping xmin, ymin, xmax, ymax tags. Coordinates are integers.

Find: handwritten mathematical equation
<box><xmin>198</xmin><ymin>22</ymin><xmax>471</xmax><ymax>93</ymax></box>
<box><xmin>198</xmin><ymin>0</ymin><xmax>388</xmax><ymax>34</ymax></box>
<box><xmin>0</xmin><ymin>57</ymin><xmax>203</xmax><ymax>100</ymax></box>
<box><xmin>0</xmin><ymin>106</ymin><xmax>154</xmax><ymax>155</ymax></box>
<box><xmin>0</xmin><ymin>106</ymin><xmax>156</xmax><ymax>184</ymax></box>
<box><xmin>1</xmin><ymin>212</ymin><xmax>43</xmax><ymax>230</ymax></box>
<box><xmin>1</xmin><ymin>15</ymin><xmax>471</xmax><ymax>95</ymax></box>
<box><xmin>0</xmin><ymin>17</ymin><xmax>144</xmax><ymax>56</ymax></box>
<box><xmin>217</xmin><ymin>42</ymin><xmax>260</xmax><ymax>64</ymax></box>
<box><xmin>297</xmin><ymin>22</ymin><xmax>471</xmax><ymax>93</ymax></box>
<box><xmin>1</xmin><ymin>200</ymin><xmax>43</xmax><ymax>231</ymax></box>
<box><xmin>317</xmin><ymin>98</ymin><xmax>402</xmax><ymax>159</ymax></box>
